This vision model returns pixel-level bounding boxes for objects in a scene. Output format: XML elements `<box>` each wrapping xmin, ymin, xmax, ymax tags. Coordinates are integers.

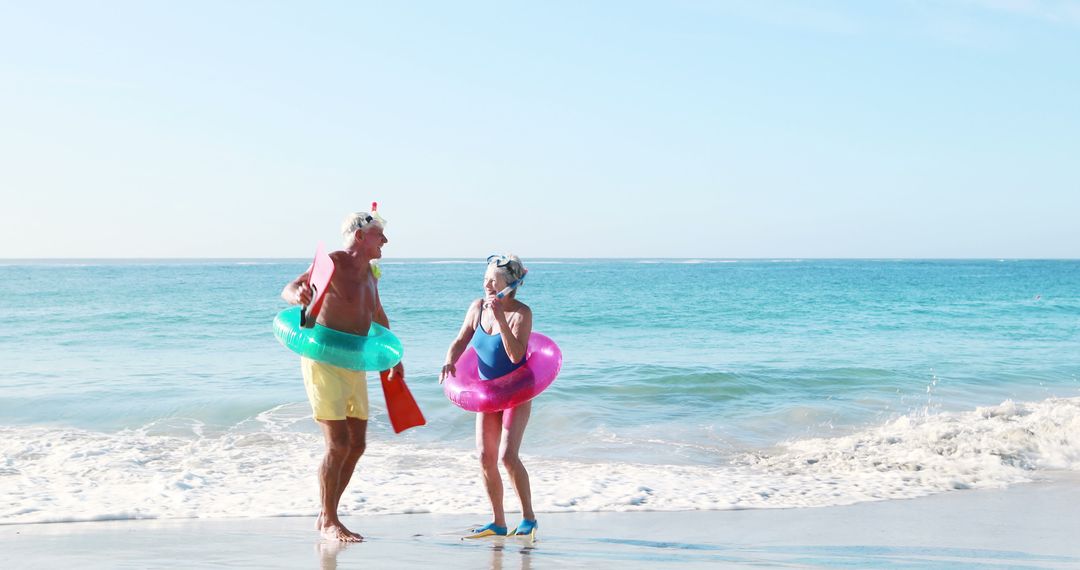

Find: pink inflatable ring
<box><xmin>444</xmin><ymin>333</ymin><xmax>562</xmax><ymax>413</ymax></box>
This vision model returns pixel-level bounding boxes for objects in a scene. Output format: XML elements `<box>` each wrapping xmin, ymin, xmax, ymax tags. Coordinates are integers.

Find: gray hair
<box><xmin>341</xmin><ymin>211</ymin><xmax>386</xmax><ymax>246</ymax></box>
<box><xmin>489</xmin><ymin>254</ymin><xmax>526</xmax><ymax>283</ymax></box>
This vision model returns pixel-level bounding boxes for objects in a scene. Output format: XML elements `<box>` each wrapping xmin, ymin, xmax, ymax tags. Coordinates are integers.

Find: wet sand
<box><xmin>3</xmin><ymin>475</ymin><xmax>1078</xmax><ymax>569</ymax></box>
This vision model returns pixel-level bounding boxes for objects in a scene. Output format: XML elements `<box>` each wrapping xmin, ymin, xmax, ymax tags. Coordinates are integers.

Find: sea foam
<box><xmin>2</xmin><ymin>397</ymin><xmax>1078</xmax><ymax>525</ymax></box>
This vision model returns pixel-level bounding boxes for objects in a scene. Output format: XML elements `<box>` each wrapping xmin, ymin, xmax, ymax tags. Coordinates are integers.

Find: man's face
<box><xmin>359</xmin><ymin>227</ymin><xmax>387</xmax><ymax>259</ymax></box>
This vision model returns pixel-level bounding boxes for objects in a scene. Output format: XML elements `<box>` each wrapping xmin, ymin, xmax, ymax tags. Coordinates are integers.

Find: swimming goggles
<box><xmin>487</xmin><ymin>254</ymin><xmax>512</xmax><ymax>267</ymax></box>
<box><xmin>486</xmin><ymin>255</ymin><xmax>526</xmax><ymax>292</ymax></box>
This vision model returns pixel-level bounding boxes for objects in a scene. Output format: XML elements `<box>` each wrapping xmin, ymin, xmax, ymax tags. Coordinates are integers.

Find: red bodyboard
<box><xmin>301</xmin><ymin>242</ymin><xmax>335</xmax><ymax>328</ymax></box>
<box><xmin>380</xmin><ymin>370</ymin><xmax>426</xmax><ymax>433</ymax></box>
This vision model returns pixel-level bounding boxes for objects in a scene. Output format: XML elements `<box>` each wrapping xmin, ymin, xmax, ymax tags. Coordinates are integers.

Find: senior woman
<box><xmin>439</xmin><ymin>254</ymin><xmax>538</xmax><ymax>539</ymax></box>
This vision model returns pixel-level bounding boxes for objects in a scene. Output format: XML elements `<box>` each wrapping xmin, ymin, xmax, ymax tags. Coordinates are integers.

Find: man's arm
<box><xmin>373</xmin><ymin>284</ymin><xmax>389</xmax><ymax>329</ymax></box>
<box><xmin>372</xmin><ymin>282</ymin><xmax>403</xmax><ymax>379</ymax></box>
<box><xmin>281</xmin><ymin>267</ymin><xmax>313</xmax><ymax>305</ymax></box>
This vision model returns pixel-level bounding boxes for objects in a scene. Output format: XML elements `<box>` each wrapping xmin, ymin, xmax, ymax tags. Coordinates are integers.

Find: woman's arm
<box><xmin>440</xmin><ymin>300</ymin><xmax>482</xmax><ymax>383</ymax></box>
<box><xmin>491</xmin><ymin>300</ymin><xmax>532</xmax><ymax>364</ymax></box>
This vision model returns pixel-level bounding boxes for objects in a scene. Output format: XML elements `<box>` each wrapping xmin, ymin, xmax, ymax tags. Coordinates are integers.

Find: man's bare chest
<box><xmin>331</xmin><ymin>278</ymin><xmax>374</xmax><ymax>304</ymax></box>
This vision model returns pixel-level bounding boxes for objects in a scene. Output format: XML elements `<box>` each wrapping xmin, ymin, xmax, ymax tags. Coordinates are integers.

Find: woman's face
<box><xmin>483</xmin><ymin>265</ymin><xmax>509</xmax><ymax>296</ymax></box>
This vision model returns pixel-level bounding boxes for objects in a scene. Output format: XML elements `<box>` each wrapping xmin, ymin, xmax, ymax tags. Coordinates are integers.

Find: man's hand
<box><xmin>439</xmin><ymin>362</ymin><xmax>456</xmax><ymax>384</ymax></box>
<box><xmin>387</xmin><ymin>361</ymin><xmax>405</xmax><ymax>382</ymax></box>
<box><xmin>293</xmin><ymin>282</ymin><xmax>313</xmax><ymax>306</ymax></box>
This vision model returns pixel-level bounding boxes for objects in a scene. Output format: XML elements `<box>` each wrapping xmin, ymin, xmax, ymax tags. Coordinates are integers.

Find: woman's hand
<box><xmin>488</xmin><ymin>296</ymin><xmax>505</xmax><ymax>320</ymax></box>
<box><xmin>389</xmin><ymin>361</ymin><xmax>405</xmax><ymax>382</ymax></box>
<box><xmin>439</xmin><ymin>362</ymin><xmax>456</xmax><ymax>384</ymax></box>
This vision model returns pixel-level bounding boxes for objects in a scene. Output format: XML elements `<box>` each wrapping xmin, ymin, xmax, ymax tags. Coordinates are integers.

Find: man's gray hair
<box><xmin>341</xmin><ymin>211</ymin><xmax>386</xmax><ymax>246</ymax></box>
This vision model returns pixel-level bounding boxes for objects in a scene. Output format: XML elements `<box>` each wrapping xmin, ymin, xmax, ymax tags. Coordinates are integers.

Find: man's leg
<box><xmin>334</xmin><ymin>418</ymin><xmax>367</xmax><ymax>508</ymax></box>
<box><xmin>317</xmin><ymin>419</ymin><xmax>362</xmax><ymax>542</ymax></box>
<box><xmin>308</xmin><ymin>362</ymin><xmax>369</xmax><ymax>540</ymax></box>
<box><xmin>316</xmin><ymin>419</ymin><xmax>367</xmax><ymax>534</ymax></box>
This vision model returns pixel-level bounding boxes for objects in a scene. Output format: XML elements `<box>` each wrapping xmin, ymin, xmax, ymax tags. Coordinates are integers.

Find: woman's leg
<box><xmin>476</xmin><ymin>411</ymin><xmax>506</xmax><ymax>526</ymax></box>
<box><xmin>500</xmin><ymin>401</ymin><xmax>534</xmax><ymax>521</ymax></box>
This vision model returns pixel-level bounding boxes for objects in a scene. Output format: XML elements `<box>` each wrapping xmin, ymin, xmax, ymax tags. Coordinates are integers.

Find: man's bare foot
<box><xmin>321</xmin><ymin>520</ymin><xmax>364</xmax><ymax>542</ymax></box>
<box><xmin>345</xmin><ymin>526</ymin><xmax>364</xmax><ymax>540</ymax></box>
<box><xmin>316</xmin><ymin>511</ymin><xmax>324</xmax><ymax>531</ymax></box>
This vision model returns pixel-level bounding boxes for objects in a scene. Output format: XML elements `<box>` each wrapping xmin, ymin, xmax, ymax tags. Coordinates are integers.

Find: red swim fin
<box><xmin>380</xmin><ymin>370</ymin><xmax>426</xmax><ymax>433</ymax></box>
<box><xmin>301</xmin><ymin>243</ymin><xmax>334</xmax><ymax>328</ymax></box>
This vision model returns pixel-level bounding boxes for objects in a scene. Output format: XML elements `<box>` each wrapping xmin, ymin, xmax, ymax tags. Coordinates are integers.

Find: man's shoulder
<box><xmin>327</xmin><ymin>251</ymin><xmax>363</xmax><ymax>271</ymax></box>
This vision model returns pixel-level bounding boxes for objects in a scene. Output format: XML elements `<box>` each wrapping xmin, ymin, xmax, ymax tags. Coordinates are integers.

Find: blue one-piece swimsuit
<box><xmin>471</xmin><ymin>312</ymin><xmax>526</xmax><ymax>380</ymax></box>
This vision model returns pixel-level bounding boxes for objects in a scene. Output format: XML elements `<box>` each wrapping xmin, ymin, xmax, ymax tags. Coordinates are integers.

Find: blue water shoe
<box><xmin>512</xmin><ymin>519</ymin><xmax>538</xmax><ymax>538</ymax></box>
<box><xmin>464</xmin><ymin>522</ymin><xmax>508</xmax><ymax>539</ymax></box>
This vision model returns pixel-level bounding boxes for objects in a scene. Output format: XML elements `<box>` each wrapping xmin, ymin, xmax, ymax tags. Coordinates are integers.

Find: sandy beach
<box><xmin>6</xmin><ymin>0</ymin><xmax>1080</xmax><ymax>566</ymax></box>
<box><xmin>4</xmin><ymin>475</ymin><xmax>1078</xmax><ymax>569</ymax></box>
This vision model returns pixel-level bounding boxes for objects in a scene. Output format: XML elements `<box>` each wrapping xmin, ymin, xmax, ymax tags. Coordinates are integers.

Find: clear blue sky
<box><xmin>2</xmin><ymin>1</ymin><xmax>1077</xmax><ymax>258</ymax></box>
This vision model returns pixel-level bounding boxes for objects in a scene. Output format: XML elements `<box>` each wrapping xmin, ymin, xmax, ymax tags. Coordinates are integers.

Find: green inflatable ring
<box><xmin>273</xmin><ymin>306</ymin><xmax>404</xmax><ymax>371</ymax></box>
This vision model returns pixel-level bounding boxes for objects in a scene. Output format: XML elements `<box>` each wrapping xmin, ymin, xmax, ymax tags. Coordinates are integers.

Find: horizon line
<box><xmin>2</xmin><ymin>257</ymin><xmax>1078</xmax><ymax>262</ymax></box>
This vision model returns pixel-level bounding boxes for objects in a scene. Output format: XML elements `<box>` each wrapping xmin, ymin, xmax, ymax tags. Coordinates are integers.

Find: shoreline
<box><xmin>5</xmin><ymin>475</ymin><xmax>1078</xmax><ymax>569</ymax></box>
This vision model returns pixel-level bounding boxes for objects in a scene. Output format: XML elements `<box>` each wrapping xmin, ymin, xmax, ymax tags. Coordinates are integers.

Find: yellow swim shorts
<box><xmin>300</xmin><ymin>357</ymin><xmax>369</xmax><ymax>421</ymax></box>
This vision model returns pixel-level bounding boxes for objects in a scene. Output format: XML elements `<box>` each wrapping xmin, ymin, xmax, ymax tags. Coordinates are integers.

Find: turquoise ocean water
<box><xmin>2</xmin><ymin>259</ymin><xmax>1079</xmax><ymax>523</ymax></box>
